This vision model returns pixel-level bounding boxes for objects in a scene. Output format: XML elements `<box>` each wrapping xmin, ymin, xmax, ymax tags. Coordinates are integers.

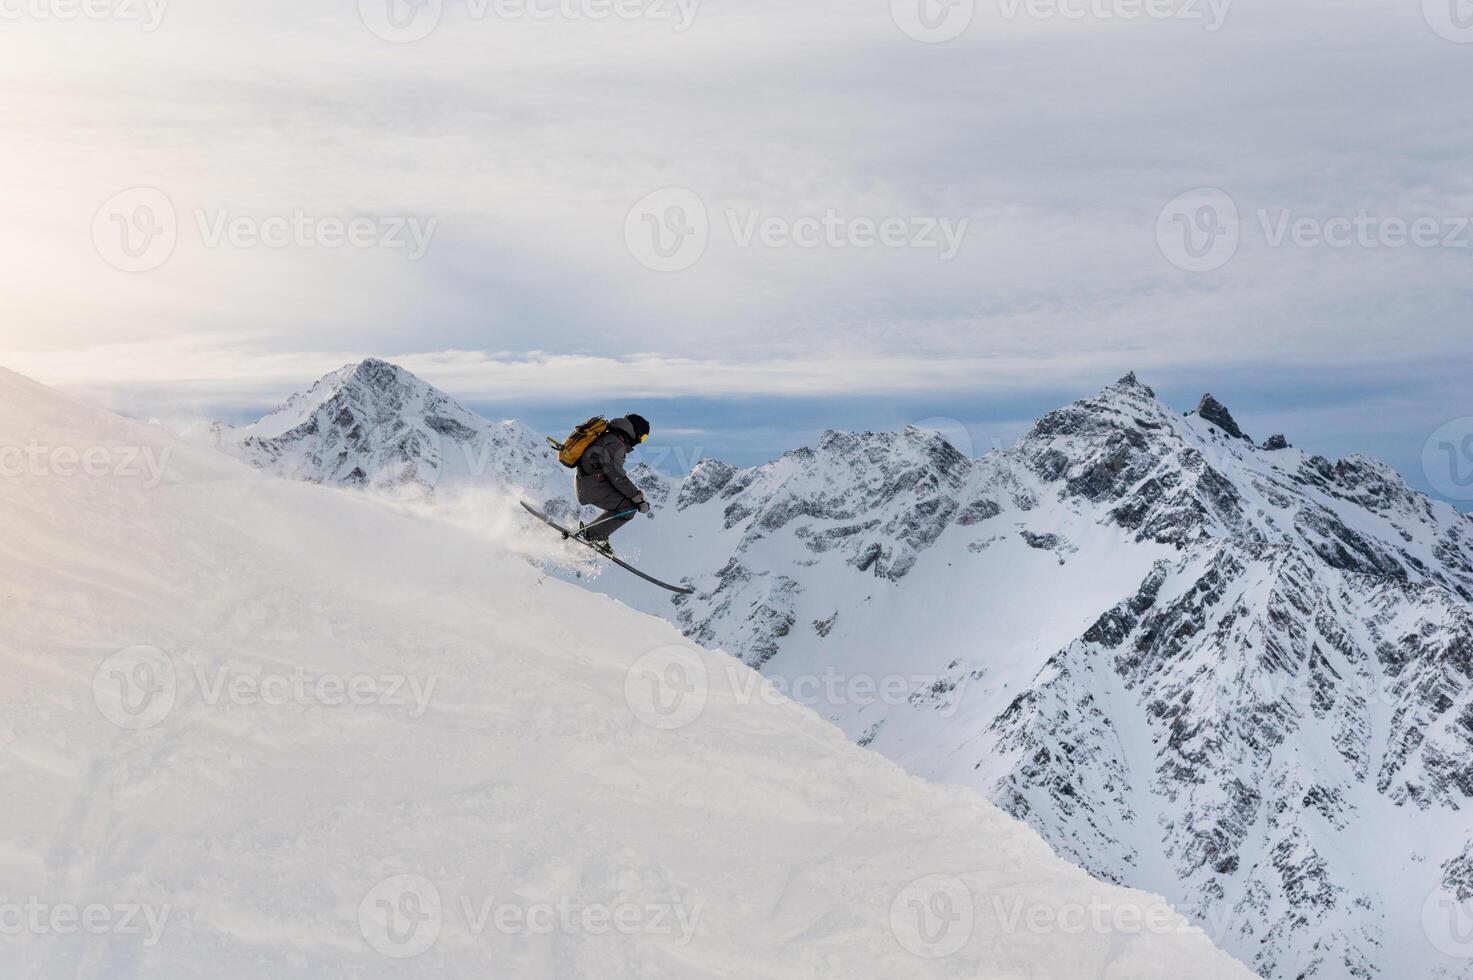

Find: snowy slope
<box><xmin>0</xmin><ymin>367</ymin><xmax>1254</xmax><ymax>979</ymax></box>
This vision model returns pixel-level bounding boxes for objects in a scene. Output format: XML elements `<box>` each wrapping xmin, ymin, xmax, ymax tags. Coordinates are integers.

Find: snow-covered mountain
<box><xmin>0</xmin><ymin>366</ymin><xmax>1254</xmax><ymax>979</ymax></box>
<box><xmin>210</xmin><ymin>357</ymin><xmax>573</xmax><ymax>514</ymax></box>
<box><xmin>612</xmin><ymin>373</ymin><xmax>1473</xmax><ymax>980</ymax></box>
<box><xmin>209</xmin><ymin>360</ymin><xmax>1473</xmax><ymax>979</ymax></box>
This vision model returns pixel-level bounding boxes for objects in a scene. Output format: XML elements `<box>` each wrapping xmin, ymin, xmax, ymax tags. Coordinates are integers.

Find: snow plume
<box><xmin>389</xmin><ymin>480</ymin><xmax>608</xmax><ymax>583</ymax></box>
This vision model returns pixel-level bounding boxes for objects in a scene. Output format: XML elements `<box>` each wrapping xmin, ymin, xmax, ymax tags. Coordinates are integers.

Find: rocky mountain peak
<box><xmin>1112</xmin><ymin>370</ymin><xmax>1157</xmax><ymax>398</ymax></box>
<box><xmin>674</xmin><ymin>457</ymin><xmax>738</xmax><ymax>510</ymax></box>
<box><xmin>347</xmin><ymin>356</ymin><xmax>401</xmax><ymax>383</ymax></box>
<box><xmin>1192</xmin><ymin>393</ymin><xmax>1250</xmax><ymax>442</ymax></box>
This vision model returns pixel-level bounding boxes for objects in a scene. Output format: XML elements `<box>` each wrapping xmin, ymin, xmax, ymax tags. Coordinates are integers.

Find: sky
<box><xmin>1</xmin><ymin>0</ymin><xmax>1471</xmax><ymax>504</ymax></box>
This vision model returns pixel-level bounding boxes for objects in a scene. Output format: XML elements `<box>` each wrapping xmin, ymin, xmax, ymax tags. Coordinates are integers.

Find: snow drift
<box><xmin>0</xmin><ymin>366</ymin><xmax>1253</xmax><ymax>978</ymax></box>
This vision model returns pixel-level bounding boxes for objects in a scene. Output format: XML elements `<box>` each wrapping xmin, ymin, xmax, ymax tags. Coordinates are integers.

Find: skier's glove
<box><xmin>635</xmin><ymin>496</ymin><xmax>652</xmax><ymax>515</ymax></box>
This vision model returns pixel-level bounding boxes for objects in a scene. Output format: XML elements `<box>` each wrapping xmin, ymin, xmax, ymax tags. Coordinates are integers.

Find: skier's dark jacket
<box><xmin>575</xmin><ymin>417</ymin><xmax>645</xmax><ymax>510</ymax></box>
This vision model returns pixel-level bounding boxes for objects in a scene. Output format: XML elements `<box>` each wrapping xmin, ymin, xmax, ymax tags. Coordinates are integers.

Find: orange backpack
<box><xmin>549</xmin><ymin>416</ymin><xmax>608</xmax><ymax>468</ymax></box>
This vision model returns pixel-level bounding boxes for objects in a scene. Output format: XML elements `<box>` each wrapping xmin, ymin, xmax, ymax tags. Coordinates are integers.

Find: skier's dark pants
<box><xmin>583</xmin><ymin>493</ymin><xmax>637</xmax><ymax>542</ymax></box>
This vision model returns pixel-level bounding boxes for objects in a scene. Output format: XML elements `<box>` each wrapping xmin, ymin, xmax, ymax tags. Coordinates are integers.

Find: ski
<box><xmin>519</xmin><ymin>501</ymin><xmax>695</xmax><ymax>595</ymax></box>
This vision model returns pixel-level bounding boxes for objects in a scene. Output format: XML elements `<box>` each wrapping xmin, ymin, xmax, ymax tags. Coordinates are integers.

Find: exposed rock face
<box><xmin>675</xmin><ymin>458</ymin><xmax>738</xmax><ymax>510</ymax></box>
<box><xmin>1194</xmin><ymin>393</ymin><xmax>1251</xmax><ymax>442</ymax></box>
<box><xmin>1262</xmin><ymin>434</ymin><xmax>1290</xmax><ymax>451</ymax></box>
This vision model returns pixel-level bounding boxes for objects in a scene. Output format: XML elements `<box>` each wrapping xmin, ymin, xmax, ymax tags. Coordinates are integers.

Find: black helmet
<box><xmin>626</xmin><ymin>413</ymin><xmax>651</xmax><ymax>442</ymax></box>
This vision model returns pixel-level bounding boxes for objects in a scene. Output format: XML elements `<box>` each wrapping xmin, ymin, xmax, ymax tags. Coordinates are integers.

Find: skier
<box><xmin>574</xmin><ymin>414</ymin><xmax>651</xmax><ymax>556</ymax></box>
